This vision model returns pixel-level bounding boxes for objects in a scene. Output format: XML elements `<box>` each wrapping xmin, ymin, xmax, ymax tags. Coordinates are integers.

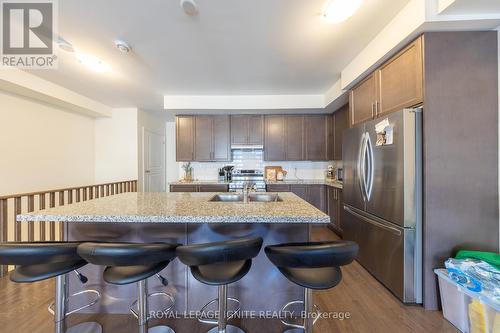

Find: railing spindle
<box><xmin>14</xmin><ymin>197</ymin><xmax>21</xmax><ymax>242</ymax></box>
<box><xmin>58</xmin><ymin>191</ymin><xmax>65</xmax><ymax>241</ymax></box>
<box><xmin>27</xmin><ymin>195</ymin><xmax>35</xmax><ymax>241</ymax></box>
<box><xmin>39</xmin><ymin>194</ymin><xmax>46</xmax><ymax>241</ymax></box>
<box><xmin>49</xmin><ymin>192</ymin><xmax>56</xmax><ymax>241</ymax></box>
<box><xmin>0</xmin><ymin>199</ymin><xmax>8</xmax><ymax>277</ymax></box>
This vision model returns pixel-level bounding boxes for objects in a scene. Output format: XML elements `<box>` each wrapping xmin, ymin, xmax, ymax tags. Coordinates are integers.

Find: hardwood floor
<box><xmin>0</xmin><ymin>226</ymin><xmax>457</xmax><ymax>332</ymax></box>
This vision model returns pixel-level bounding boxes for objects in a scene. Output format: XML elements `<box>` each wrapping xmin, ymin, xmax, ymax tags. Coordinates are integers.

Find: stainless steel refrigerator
<box><xmin>342</xmin><ymin>108</ymin><xmax>422</xmax><ymax>303</ymax></box>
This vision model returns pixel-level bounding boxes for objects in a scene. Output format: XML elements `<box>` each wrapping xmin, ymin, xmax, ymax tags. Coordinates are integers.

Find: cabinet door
<box><xmin>176</xmin><ymin>116</ymin><xmax>195</xmax><ymax>161</ymax></box>
<box><xmin>248</xmin><ymin>115</ymin><xmax>264</xmax><ymax>145</ymax></box>
<box><xmin>170</xmin><ymin>185</ymin><xmax>198</xmax><ymax>192</ymax></box>
<box><xmin>290</xmin><ymin>184</ymin><xmax>307</xmax><ymax>200</ymax></box>
<box><xmin>336</xmin><ymin>189</ymin><xmax>343</xmax><ymax>233</ymax></box>
<box><xmin>377</xmin><ymin>37</ymin><xmax>423</xmax><ymax>117</ymax></box>
<box><xmin>328</xmin><ymin>187</ymin><xmax>338</xmax><ymax>227</ymax></box>
<box><xmin>266</xmin><ymin>184</ymin><xmax>290</xmax><ymax>192</ymax></box>
<box><xmin>334</xmin><ymin>105</ymin><xmax>349</xmax><ymax>160</ymax></box>
<box><xmin>307</xmin><ymin>185</ymin><xmax>326</xmax><ymax>212</ymax></box>
<box><xmin>198</xmin><ymin>184</ymin><xmax>229</xmax><ymax>192</ymax></box>
<box><xmin>305</xmin><ymin>115</ymin><xmax>328</xmax><ymax>161</ymax></box>
<box><xmin>194</xmin><ymin>116</ymin><xmax>213</xmax><ymax>161</ymax></box>
<box><xmin>230</xmin><ymin>115</ymin><xmax>248</xmax><ymax>145</ymax></box>
<box><xmin>213</xmin><ymin>116</ymin><xmax>231</xmax><ymax>161</ymax></box>
<box><xmin>264</xmin><ymin>116</ymin><xmax>286</xmax><ymax>161</ymax></box>
<box><xmin>285</xmin><ymin>115</ymin><xmax>304</xmax><ymax>160</ymax></box>
<box><xmin>327</xmin><ymin>114</ymin><xmax>335</xmax><ymax>160</ymax></box>
<box><xmin>349</xmin><ymin>74</ymin><xmax>377</xmax><ymax>127</ymax></box>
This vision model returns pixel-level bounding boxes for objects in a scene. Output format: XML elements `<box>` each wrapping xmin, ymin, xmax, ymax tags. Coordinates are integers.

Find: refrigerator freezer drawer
<box><xmin>343</xmin><ymin>205</ymin><xmax>419</xmax><ymax>303</ymax></box>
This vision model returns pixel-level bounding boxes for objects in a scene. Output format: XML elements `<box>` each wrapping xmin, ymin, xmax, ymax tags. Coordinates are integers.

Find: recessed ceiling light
<box><xmin>180</xmin><ymin>0</ymin><xmax>198</xmax><ymax>16</ymax></box>
<box><xmin>323</xmin><ymin>0</ymin><xmax>363</xmax><ymax>24</ymax></box>
<box><xmin>115</xmin><ymin>40</ymin><xmax>131</xmax><ymax>53</ymax></box>
<box><xmin>75</xmin><ymin>53</ymin><xmax>111</xmax><ymax>73</ymax></box>
<box><xmin>57</xmin><ymin>36</ymin><xmax>74</xmax><ymax>52</ymax></box>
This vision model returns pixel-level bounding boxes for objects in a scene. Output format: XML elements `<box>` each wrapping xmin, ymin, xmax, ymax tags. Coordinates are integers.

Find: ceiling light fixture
<box><xmin>76</xmin><ymin>53</ymin><xmax>111</xmax><ymax>73</ymax></box>
<box><xmin>180</xmin><ymin>0</ymin><xmax>198</xmax><ymax>16</ymax></box>
<box><xmin>323</xmin><ymin>0</ymin><xmax>363</xmax><ymax>23</ymax></box>
<box><xmin>115</xmin><ymin>40</ymin><xmax>131</xmax><ymax>53</ymax></box>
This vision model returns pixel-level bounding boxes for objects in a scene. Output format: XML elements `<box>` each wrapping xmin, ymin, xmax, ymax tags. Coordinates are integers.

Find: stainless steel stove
<box><xmin>229</xmin><ymin>169</ymin><xmax>266</xmax><ymax>192</ymax></box>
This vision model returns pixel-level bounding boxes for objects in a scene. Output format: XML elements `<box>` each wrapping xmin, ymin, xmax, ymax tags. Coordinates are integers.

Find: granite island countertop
<box><xmin>17</xmin><ymin>192</ymin><xmax>330</xmax><ymax>224</ymax></box>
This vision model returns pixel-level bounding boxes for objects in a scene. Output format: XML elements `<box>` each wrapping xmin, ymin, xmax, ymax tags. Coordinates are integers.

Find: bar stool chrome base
<box><xmin>279</xmin><ymin>289</ymin><xmax>319</xmax><ymax>333</ymax></box>
<box><xmin>65</xmin><ymin>322</ymin><xmax>102</xmax><ymax>333</ymax></box>
<box><xmin>206</xmin><ymin>325</ymin><xmax>245</xmax><ymax>333</ymax></box>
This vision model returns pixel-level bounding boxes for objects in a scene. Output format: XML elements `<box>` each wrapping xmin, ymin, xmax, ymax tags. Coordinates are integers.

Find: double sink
<box><xmin>210</xmin><ymin>193</ymin><xmax>282</xmax><ymax>202</ymax></box>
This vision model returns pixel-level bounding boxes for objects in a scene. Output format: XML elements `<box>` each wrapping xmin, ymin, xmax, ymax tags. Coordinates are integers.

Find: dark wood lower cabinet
<box><xmin>170</xmin><ymin>184</ymin><xmax>228</xmax><ymax>192</ymax></box>
<box><xmin>327</xmin><ymin>187</ymin><xmax>343</xmax><ymax>236</ymax></box>
<box><xmin>266</xmin><ymin>183</ymin><xmax>331</xmax><ymax>214</ymax></box>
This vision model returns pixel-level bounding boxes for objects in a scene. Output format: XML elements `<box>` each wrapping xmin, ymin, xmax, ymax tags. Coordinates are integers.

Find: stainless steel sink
<box><xmin>248</xmin><ymin>193</ymin><xmax>282</xmax><ymax>202</ymax></box>
<box><xmin>209</xmin><ymin>194</ymin><xmax>244</xmax><ymax>202</ymax></box>
<box><xmin>209</xmin><ymin>193</ymin><xmax>282</xmax><ymax>202</ymax></box>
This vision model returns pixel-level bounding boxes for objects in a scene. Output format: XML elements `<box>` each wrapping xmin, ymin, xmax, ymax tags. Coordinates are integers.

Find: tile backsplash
<box><xmin>177</xmin><ymin>149</ymin><xmax>342</xmax><ymax>181</ymax></box>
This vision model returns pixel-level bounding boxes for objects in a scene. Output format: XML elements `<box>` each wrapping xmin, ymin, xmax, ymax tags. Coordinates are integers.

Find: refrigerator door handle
<box><xmin>358</xmin><ymin>133</ymin><xmax>367</xmax><ymax>201</ymax></box>
<box><xmin>344</xmin><ymin>205</ymin><xmax>402</xmax><ymax>236</ymax></box>
<box><xmin>365</xmin><ymin>134</ymin><xmax>375</xmax><ymax>201</ymax></box>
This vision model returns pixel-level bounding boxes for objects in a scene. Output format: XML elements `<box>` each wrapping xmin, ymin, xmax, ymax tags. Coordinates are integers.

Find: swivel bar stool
<box><xmin>77</xmin><ymin>242</ymin><xmax>179</xmax><ymax>333</ymax></box>
<box><xmin>265</xmin><ymin>241</ymin><xmax>359</xmax><ymax>333</ymax></box>
<box><xmin>176</xmin><ymin>237</ymin><xmax>264</xmax><ymax>333</ymax></box>
<box><xmin>0</xmin><ymin>242</ymin><xmax>102</xmax><ymax>333</ymax></box>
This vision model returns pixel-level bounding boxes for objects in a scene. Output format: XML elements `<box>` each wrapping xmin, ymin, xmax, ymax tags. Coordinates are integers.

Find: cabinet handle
<box><xmin>375</xmin><ymin>101</ymin><xmax>379</xmax><ymax>117</ymax></box>
<box><xmin>371</xmin><ymin>103</ymin><xmax>375</xmax><ymax>119</ymax></box>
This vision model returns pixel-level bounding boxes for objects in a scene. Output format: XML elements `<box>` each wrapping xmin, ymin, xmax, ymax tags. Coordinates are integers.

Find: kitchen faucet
<box><xmin>242</xmin><ymin>183</ymin><xmax>256</xmax><ymax>203</ymax></box>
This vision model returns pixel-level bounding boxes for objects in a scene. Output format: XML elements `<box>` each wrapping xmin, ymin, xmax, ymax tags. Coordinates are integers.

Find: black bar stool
<box><xmin>265</xmin><ymin>241</ymin><xmax>359</xmax><ymax>333</ymax></box>
<box><xmin>0</xmin><ymin>242</ymin><xmax>102</xmax><ymax>333</ymax></box>
<box><xmin>176</xmin><ymin>237</ymin><xmax>263</xmax><ymax>333</ymax></box>
<box><xmin>77</xmin><ymin>242</ymin><xmax>179</xmax><ymax>333</ymax></box>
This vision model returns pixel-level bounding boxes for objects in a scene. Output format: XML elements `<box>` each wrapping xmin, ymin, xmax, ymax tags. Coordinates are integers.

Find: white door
<box><xmin>143</xmin><ymin>128</ymin><xmax>166</xmax><ymax>192</ymax></box>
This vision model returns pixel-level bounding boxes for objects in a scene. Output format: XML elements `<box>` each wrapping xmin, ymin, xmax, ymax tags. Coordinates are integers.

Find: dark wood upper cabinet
<box><xmin>230</xmin><ymin>115</ymin><xmax>248</xmax><ymax>145</ymax></box>
<box><xmin>349</xmin><ymin>74</ymin><xmax>377</xmax><ymax>127</ymax></box>
<box><xmin>285</xmin><ymin>115</ymin><xmax>304</xmax><ymax>160</ymax></box>
<box><xmin>377</xmin><ymin>37</ymin><xmax>423</xmax><ymax>116</ymax></box>
<box><xmin>177</xmin><ymin>115</ymin><xmax>230</xmax><ymax>162</ymax></box>
<box><xmin>194</xmin><ymin>116</ymin><xmax>213</xmax><ymax>161</ymax></box>
<box><xmin>349</xmin><ymin>36</ymin><xmax>424</xmax><ymax>128</ymax></box>
<box><xmin>333</xmin><ymin>105</ymin><xmax>349</xmax><ymax>160</ymax></box>
<box><xmin>212</xmin><ymin>115</ymin><xmax>231</xmax><ymax>161</ymax></box>
<box><xmin>305</xmin><ymin>115</ymin><xmax>328</xmax><ymax>161</ymax></box>
<box><xmin>264</xmin><ymin>115</ymin><xmax>286</xmax><ymax>161</ymax></box>
<box><xmin>248</xmin><ymin>115</ymin><xmax>264</xmax><ymax>145</ymax></box>
<box><xmin>176</xmin><ymin>116</ymin><xmax>195</xmax><ymax>161</ymax></box>
<box><xmin>230</xmin><ymin>115</ymin><xmax>264</xmax><ymax>145</ymax></box>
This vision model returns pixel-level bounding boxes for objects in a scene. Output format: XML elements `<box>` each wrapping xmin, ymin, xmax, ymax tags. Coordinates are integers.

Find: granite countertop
<box><xmin>17</xmin><ymin>192</ymin><xmax>329</xmax><ymax>224</ymax></box>
<box><xmin>169</xmin><ymin>180</ymin><xmax>230</xmax><ymax>185</ymax></box>
<box><xmin>171</xmin><ymin>179</ymin><xmax>343</xmax><ymax>189</ymax></box>
<box><xmin>266</xmin><ymin>179</ymin><xmax>343</xmax><ymax>189</ymax></box>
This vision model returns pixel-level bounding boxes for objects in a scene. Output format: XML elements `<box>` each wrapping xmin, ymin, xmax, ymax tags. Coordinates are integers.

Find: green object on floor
<box><xmin>455</xmin><ymin>250</ymin><xmax>500</xmax><ymax>270</ymax></box>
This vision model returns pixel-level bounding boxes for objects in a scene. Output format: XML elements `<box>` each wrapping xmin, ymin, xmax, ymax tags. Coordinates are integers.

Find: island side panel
<box><xmin>186</xmin><ymin>223</ymin><xmax>308</xmax><ymax>312</ymax></box>
<box><xmin>67</xmin><ymin>222</ymin><xmax>309</xmax><ymax>314</ymax></box>
<box><xmin>67</xmin><ymin>222</ymin><xmax>188</xmax><ymax>314</ymax></box>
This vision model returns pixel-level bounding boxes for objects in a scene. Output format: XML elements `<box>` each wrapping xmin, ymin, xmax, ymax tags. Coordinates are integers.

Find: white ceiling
<box><xmin>27</xmin><ymin>0</ymin><xmax>411</xmax><ymax>111</ymax></box>
<box><xmin>439</xmin><ymin>0</ymin><xmax>500</xmax><ymax>15</ymax></box>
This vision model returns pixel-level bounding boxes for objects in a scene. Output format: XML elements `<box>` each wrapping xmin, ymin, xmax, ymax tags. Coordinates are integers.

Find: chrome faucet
<box><xmin>242</xmin><ymin>183</ymin><xmax>256</xmax><ymax>203</ymax></box>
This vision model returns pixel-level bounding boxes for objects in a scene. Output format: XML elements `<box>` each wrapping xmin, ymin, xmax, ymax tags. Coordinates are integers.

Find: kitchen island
<box><xmin>17</xmin><ymin>192</ymin><xmax>329</xmax><ymax>314</ymax></box>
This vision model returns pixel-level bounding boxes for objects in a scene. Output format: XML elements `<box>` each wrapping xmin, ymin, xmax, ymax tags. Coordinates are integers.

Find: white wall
<box><xmin>94</xmin><ymin>108</ymin><xmax>138</xmax><ymax>183</ymax></box>
<box><xmin>0</xmin><ymin>91</ymin><xmax>95</xmax><ymax>195</ymax></box>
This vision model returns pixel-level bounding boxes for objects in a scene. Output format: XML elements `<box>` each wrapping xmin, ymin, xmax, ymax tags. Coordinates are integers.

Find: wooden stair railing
<box><xmin>0</xmin><ymin>180</ymin><xmax>137</xmax><ymax>277</ymax></box>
